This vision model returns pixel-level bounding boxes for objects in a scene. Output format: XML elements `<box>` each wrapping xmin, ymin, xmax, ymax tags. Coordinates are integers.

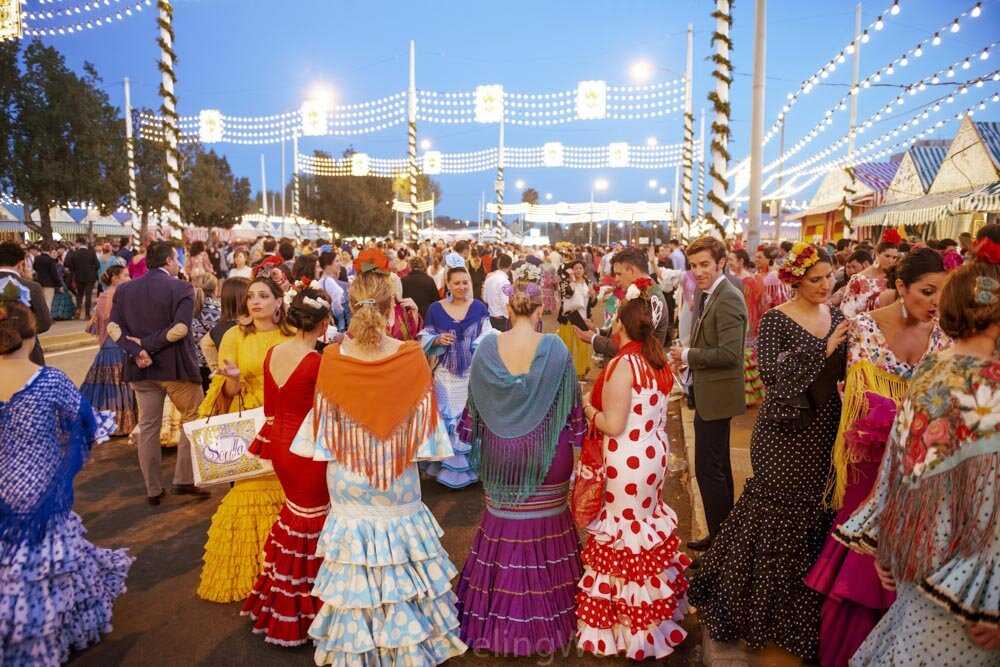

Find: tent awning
<box><xmin>946</xmin><ymin>181</ymin><xmax>1000</xmax><ymax>214</ymax></box>
<box><xmin>0</xmin><ymin>221</ymin><xmax>26</xmax><ymax>233</ymax></box>
<box><xmin>854</xmin><ymin>190</ymin><xmax>972</xmax><ymax>228</ymax></box>
<box><xmin>785</xmin><ymin>201</ymin><xmax>842</xmax><ymax>222</ymax></box>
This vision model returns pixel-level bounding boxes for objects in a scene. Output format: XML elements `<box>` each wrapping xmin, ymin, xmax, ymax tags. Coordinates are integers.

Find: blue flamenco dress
<box><xmin>0</xmin><ymin>367</ymin><xmax>129</xmax><ymax>666</ymax></box>
<box><xmin>419</xmin><ymin>299</ymin><xmax>494</xmax><ymax>489</ymax></box>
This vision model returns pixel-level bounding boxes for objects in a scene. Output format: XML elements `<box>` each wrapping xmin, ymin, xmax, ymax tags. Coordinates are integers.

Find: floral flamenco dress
<box><xmin>840</xmin><ymin>274</ymin><xmax>886</xmax><ymax>320</ymax></box>
<box><xmin>419</xmin><ymin>299</ymin><xmax>493</xmax><ymax>489</ymax></box>
<box><xmin>805</xmin><ymin>313</ymin><xmax>947</xmax><ymax>666</ymax></box>
<box><xmin>0</xmin><ymin>368</ymin><xmax>128</xmax><ymax>666</ymax></box>
<box><xmin>80</xmin><ymin>285</ymin><xmax>138</xmax><ymax>436</ymax></box>
<box><xmin>740</xmin><ymin>274</ymin><xmax>766</xmax><ymax>408</ymax></box>
<box><xmin>241</xmin><ymin>349</ymin><xmax>328</xmax><ymax>646</ymax></box>
<box><xmin>291</xmin><ymin>341</ymin><xmax>467</xmax><ymax>666</ymax></box>
<box><xmin>576</xmin><ymin>342</ymin><xmax>690</xmax><ymax>661</ymax></box>
<box><xmin>196</xmin><ymin>326</ymin><xmax>290</xmax><ymax>604</ymax></box>
<box><xmin>456</xmin><ymin>334</ymin><xmax>585</xmax><ymax>655</ymax></box>
<box><xmin>836</xmin><ymin>351</ymin><xmax>1000</xmax><ymax>666</ymax></box>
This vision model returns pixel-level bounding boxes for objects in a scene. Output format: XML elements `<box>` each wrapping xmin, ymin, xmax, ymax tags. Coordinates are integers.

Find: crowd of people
<box><xmin>0</xmin><ymin>222</ymin><xmax>997</xmax><ymax>666</ymax></box>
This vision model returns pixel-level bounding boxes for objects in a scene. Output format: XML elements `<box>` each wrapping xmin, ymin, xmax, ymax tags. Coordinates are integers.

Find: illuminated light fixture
<box><xmin>575</xmin><ymin>80</ymin><xmax>608</xmax><ymax>120</ymax></box>
<box><xmin>300</xmin><ymin>99</ymin><xmax>329</xmax><ymax>137</ymax></box>
<box><xmin>648</xmin><ymin>179</ymin><xmax>658</xmax><ymax>188</ymax></box>
<box><xmin>861</xmin><ymin>30</ymin><xmax>870</xmax><ymax>44</ymax></box>
<box><xmin>950</xmin><ymin>18</ymin><xmax>960</xmax><ymax>33</ymax></box>
<box><xmin>422</xmin><ymin>150</ymin><xmax>442</xmax><ymax>175</ymax></box>
<box><xmin>837</xmin><ymin>52</ymin><xmax>846</xmax><ymax>64</ymax></box>
<box><xmin>594</xmin><ymin>178</ymin><xmax>609</xmax><ymax>192</ymax></box>
<box><xmin>646</xmin><ymin>136</ymin><xmax>658</xmax><ymax>147</ymax></box>
<box><xmin>890</xmin><ymin>1</ymin><xmax>900</xmax><ymax>15</ymax></box>
<box><xmin>515</xmin><ymin>179</ymin><xmax>526</xmax><ymax>190</ymax></box>
<box><xmin>863</xmin><ymin>80</ymin><xmax>871</xmax><ymax>88</ymax></box>
<box><xmin>629</xmin><ymin>60</ymin><xmax>654</xmax><ymax>83</ymax></box>
<box><xmin>897</xmin><ymin>96</ymin><xmax>905</xmax><ymax>105</ymax></box>
<box><xmin>962</xmin><ymin>59</ymin><xmax>971</xmax><ymax>69</ymax></box>
<box><xmin>976</xmin><ymin>79</ymin><xmax>984</xmax><ymax>88</ymax></box>
<box><xmin>198</xmin><ymin>109</ymin><xmax>223</xmax><ymax>143</ymax></box>
<box><xmin>658</xmin><ymin>187</ymin><xmax>667</xmax><ymax>195</ymax></box>
<box><xmin>932</xmin><ymin>33</ymin><xmax>942</xmax><ymax>46</ymax></box>
<box><xmin>947</xmin><ymin>95</ymin><xmax>955</xmax><ymax>103</ymax></box>
<box><xmin>846</xmin><ymin>43</ymin><xmax>855</xmax><ymax>55</ymax></box>
<box><xmin>786</xmin><ymin>92</ymin><xmax>794</xmax><ymax>100</ymax></box>
<box><xmin>545</xmin><ymin>193</ymin><xmax>553</xmax><ymax>201</ymax></box>
<box><xmin>900</xmin><ymin>55</ymin><xmax>909</xmax><ymax>67</ymax></box>
<box><xmin>981</xmin><ymin>49</ymin><xmax>989</xmax><ymax>60</ymax></box>
<box><xmin>931</xmin><ymin>75</ymin><xmax>940</xmax><ymax>84</ymax></box>
<box><xmin>874</xmin><ymin>72</ymin><xmax>882</xmax><ymax>82</ymax></box>
<box><xmin>419</xmin><ymin>138</ymin><xmax>432</xmax><ymax>150</ymax></box>
<box><xmin>474</xmin><ymin>84</ymin><xmax>504</xmax><ymax>123</ymax></box>
<box><xmin>886</xmin><ymin>64</ymin><xmax>895</xmax><ymax>75</ymax></box>
<box><xmin>350</xmin><ymin>152</ymin><xmax>370</xmax><ymax>177</ymax></box>
<box><xmin>914</xmin><ymin>46</ymin><xmax>923</xmax><ymax>58</ymax></box>
<box><xmin>971</xmin><ymin>2</ymin><xmax>982</xmax><ymax>17</ymax></box>
<box><xmin>607</xmin><ymin>142</ymin><xmax>630</xmax><ymax>168</ymax></box>
<box><xmin>875</xmin><ymin>16</ymin><xmax>884</xmax><ymax>30</ymax></box>
<box><xmin>542</xmin><ymin>142</ymin><xmax>564</xmax><ymax>167</ymax></box>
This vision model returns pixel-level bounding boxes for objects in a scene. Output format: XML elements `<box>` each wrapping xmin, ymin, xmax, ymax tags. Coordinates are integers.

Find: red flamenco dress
<box><xmin>241</xmin><ymin>349</ymin><xmax>330</xmax><ymax>646</ymax></box>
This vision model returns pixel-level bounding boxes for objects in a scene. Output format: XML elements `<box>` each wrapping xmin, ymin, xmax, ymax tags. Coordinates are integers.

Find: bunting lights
<box><xmin>17</xmin><ymin>0</ymin><xmax>153</xmax><ymax>38</ymax></box>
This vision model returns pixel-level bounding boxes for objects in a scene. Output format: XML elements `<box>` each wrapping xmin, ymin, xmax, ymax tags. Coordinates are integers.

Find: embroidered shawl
<box><xmin>422</xmin><ymin>299</ymin><xmax>489</xmax><ymax>376</ymax></box>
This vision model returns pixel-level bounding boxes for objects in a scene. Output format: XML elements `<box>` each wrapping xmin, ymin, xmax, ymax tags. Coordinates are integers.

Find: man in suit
<box><xmin>669</xmin><ymin>236</ymin><xmax>747</xmax><ymax>551</ymax></box>
<box><xmin>110</xmin><ymin>241</ymin><xmax>209</xmax><ymax>505</ymax></box>
<box><xmin>32</xmin><ymin>242</ymin><xmax>61</xmax><ymax>308</ymax></box>
<box><xmin>401</xmin><ymin>256</ymin><xmax>442</xmax><ymax>320</ymax></box>
<box><xmin>0</xmin><ymin>242</ymin><xmax>52</xmax><ymax>365</ymax></box>
<box><xmin>64</xmin><ymin>239</ymin><xmax>100</xmax><ymax>320</ymax></box>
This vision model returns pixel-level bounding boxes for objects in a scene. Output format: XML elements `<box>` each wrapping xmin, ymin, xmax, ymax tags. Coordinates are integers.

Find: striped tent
<box><xmin>946</xmin><ymin>181</ymin><xmax>1000</xmax><ymax>215</ymax></box>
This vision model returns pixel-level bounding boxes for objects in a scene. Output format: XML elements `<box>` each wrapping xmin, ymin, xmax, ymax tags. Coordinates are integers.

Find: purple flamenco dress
<box><xmin>455</xmin><ymin>333</ymin><xmax>585</xmax><ymax>656</ymax></box>
<box><xmin>804</xmin><ymin>392</ymin><xmax>897</xmax><ymax>667</ymax></box>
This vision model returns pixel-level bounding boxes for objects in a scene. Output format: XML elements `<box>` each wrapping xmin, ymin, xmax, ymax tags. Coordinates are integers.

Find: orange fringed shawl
<box><xmin>313</xmin><ymin>340</ymin><xmax>438</xmax><ymax>489</ymax></box>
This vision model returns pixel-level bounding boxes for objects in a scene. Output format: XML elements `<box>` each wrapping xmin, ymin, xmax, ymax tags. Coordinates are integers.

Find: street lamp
<box><xmin>420</xmin><ymin>138</ymin><xmax>432</xmax><ymax>150</ymax></box>
<box><xmin>648</xmin><ymin>179</ymin><xmax>658</xmax><ymax>189</ymax></box>
<box><xmin>544</xmin><ymin>192</ymin><xmax>553</xmax><ymax>201</ymax></box>
<box><xmin>658</xmin><ymin>187</ymin><xmax>667</xmax><ymax>195</ymax></box>
<box><xmin>629</xmin><ymin>60</ymin><xmax>654</xmax><ymax>83</ymax></box>
<box><xmin>515</xmin><ymin>179</ymin><xmax>526</xmax><ymax>190</ymax></box>
<box><xmin>646</xmin><ymin>136</ymin><xmax>658</xmax><ymax>147</ymax></box>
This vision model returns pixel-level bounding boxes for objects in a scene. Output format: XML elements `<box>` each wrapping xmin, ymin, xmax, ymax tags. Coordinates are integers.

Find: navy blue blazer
<box><xmin>110</xmin><ymin>269</ymin><xmax>201</xmax><ymax>383</ymax></box>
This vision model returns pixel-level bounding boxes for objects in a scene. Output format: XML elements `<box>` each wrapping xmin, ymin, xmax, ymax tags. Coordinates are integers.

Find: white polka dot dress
<box><xmin>689</xmin><ymin>308</ymin><xmax>847</xmax><ymax>662</ymax></box>
<box><xmin>576</xmin><ymin>353</ymin><xmax>691</xmax><ymax>661</ymax></box>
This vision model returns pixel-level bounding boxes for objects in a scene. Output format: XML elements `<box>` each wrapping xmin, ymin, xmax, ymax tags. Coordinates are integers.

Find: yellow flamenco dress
<box><xmin>196</xmin><ymin>326</ymin><xmax>292</xmax><ymax>603</ymax></box>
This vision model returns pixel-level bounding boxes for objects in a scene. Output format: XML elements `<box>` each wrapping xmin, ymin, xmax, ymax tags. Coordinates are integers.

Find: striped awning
<box><xmin>51</xmin><ymin>221</ymin><xmax>88</xmax><ymax>234</ymax></box>
<box><xmin>854</xmin><ymin>190</ymin><xmax>968</xmax><ymax>228</ymax></box>
<box><xmin>946</xmin><ymin>181</ymin><xmax>1000</xmax><ymax>214</ymax></box>
<box><xmin>92</xmin><ymin>223</ymin><xmax>128</xmax><ymax>236</ymax></box>
<box><xmin>0</xmin><ymin>221</ymin><xmax>26</xmax><ymax>233</ymax></box>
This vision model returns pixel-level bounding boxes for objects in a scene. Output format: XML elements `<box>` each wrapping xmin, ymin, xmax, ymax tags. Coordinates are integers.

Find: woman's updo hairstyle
<box><xmin>938</xmin><ymin>250</ymin><xmax>1000</xmax><ymax>340</ymax></box>
<box><xmin>507</xmin><ymin>264</ymin><xmax>544</xmax><ymax>318</ymax></box>
<box><xmin>347</xmin><ymin>271</ymin><xmax>394</xmax><ymax>351</ymax></box>
<box><xmin>886</xmin><ymin>246</ymin><xmax>945</xmax><ymax>288</ymax></box>
<box><xmin>0</xmin><ymin>302</ymin><xmax>36</xmax><ymax>355</ymax></box>
<box><xmin>286</xmin><ymin>287</ymin><xmax>331</xmax><ymax>333</ymax></box>
<box><xmin>100</xmin><ymin>264</ymin><xmax>126</xmax><ymax>287</ymax></box>
<box><xmin>617</xmin><ymin>297</ymin><xmax>668</xmax><ymax>370</ymax></box>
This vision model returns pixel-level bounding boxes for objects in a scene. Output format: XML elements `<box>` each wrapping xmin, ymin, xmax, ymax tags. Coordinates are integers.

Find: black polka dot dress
<box><xmin>689</xmin><ymin>308</ymin><xmax>847</xmax><ymax>662</ymax></box>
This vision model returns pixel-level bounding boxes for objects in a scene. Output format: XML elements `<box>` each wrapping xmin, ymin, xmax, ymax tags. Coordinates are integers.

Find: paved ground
<box><xmin>51</xmin><ymin>343</ymin><xmax>797</xmax><ymax>666</ymax></box>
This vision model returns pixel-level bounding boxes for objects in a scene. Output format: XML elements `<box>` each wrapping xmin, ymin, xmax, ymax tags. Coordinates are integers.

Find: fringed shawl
<box><xmin>422</xmin><ymin>299</ymin><xmax>489</xmax><ymax>377</ymax></box>
<box><xmin>465</xmin><ymin>334</ymin><xmax>581</xmax><ymax>508</ymax></box>
<box><xmin>313</xmin><ymin>341</ymin><xmax>438</xmax><ymax>490</ymax></box>
<box><xmin>877</xmin><ymin>352</ymin><xmax>1000</xmax><ymax>585</ymax></box>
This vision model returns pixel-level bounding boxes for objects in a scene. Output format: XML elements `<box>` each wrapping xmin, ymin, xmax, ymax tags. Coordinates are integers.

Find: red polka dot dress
<box><xmin>576</xmin><ymin>353</ymin><xmax>690</xmax><ymax>661</ymax></box>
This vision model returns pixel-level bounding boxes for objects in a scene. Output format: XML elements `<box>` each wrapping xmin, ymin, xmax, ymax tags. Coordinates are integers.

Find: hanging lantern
<box><xmin>576</xmin><ymin>80</ymin><xmax>608</xmax><ymax>120</ymax></box>
<box><xmin>474</xmin><ymin>84</ymin><xmax>504</xmax><ymax>123</ymax></box>
<box><xmin>198</xmin><ymin>109</ymin><xmax>223</xmax><ymax>144</ymax></box>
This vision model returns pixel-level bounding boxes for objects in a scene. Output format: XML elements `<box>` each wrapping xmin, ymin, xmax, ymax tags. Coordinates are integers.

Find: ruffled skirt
<box><xmin>0</xmin><ymin>512</ymin><xmax>132</xmax><ymax>666</ymax></box>
<box><xmin>557</xmin><ymin>323</ymin><xmax>591</xmax><ymax>380</ymax></box>
<box><xmin>308</xmin><ymin>502</ymin><xmax>467</xmax><ymax>666</ymax></box>
<box><xmin>576</xmin><ymin>501</ymin><xmax>690</xmax><ymax>661</ymax></box>
<box><xmin>80</xmin><ymin>339</ymin><xmax>138</xmax><ymax>437</ymax></box>
<box><xmin>241</xmin><ymin>500</ymin><xmax>328</xmax><ymax>646</ymax></box>
<box><xmin>197</xmin><ymin>476</ymin><xmax>285</xmax><ymax>604</ymax></box>
<box><xmin>50</xmin><ymin>291</ymin><xmax>76</xmax><ymax>321</ymax></box>
<box><xmin>424</xmin><ymin>372</ymin><xmax>477</xmax><ymax>489</ymax></box>
<box><xmin>743</xmin><ymin>347</ymin><xmax>764</xmax><ymax>408</ymax></box>
<box><xmin>455</xmin><ymin>508</ymin><xmax>581</xmax><ymax>656</ymax></box>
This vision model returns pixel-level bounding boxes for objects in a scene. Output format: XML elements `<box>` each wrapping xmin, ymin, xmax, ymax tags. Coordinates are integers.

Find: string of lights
<box><xmin>762</xmin><ymin>0</ymin><xmax>984</xmax><ymax>148</ymax></box>
<box><xmin>766</xmin><ymin>42</ymin><xmax>997</xmax><ymax>174</ymax></box>
<box><xmin>20</xmin><ymin>0</ymin><xmax>153</xmax><ymax>37</ymax></box>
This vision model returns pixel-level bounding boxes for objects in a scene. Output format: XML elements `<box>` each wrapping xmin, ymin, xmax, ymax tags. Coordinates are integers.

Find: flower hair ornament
<box><xmin>880</xmin><ymin>228</ymin><xmax>904</xmax><ymax>246</ymax></box>
<box><xmin>352</xmin><ymin>248</ymin><xmax>391</xmax><ymax>276</ymax></box>
<box><xmin>0</xmin><ymin>277</ymin><xmax>31</xmax><ymax>307</ymax></box>
<box><xmin>972</xmin><ymin>236</ymin><xmax>1000</xmax><ymax>265</ymax></box>
<box><xmin>501</xmin><ymin>283</ymin><xmax>542</xmax><ymax>299</ymax></box>
<box><xmin>974</xmin><ymin>276</ymin><xmax>999</xmax><ymax>305</ymax></box>
<box><xmin>511</xmin><ymin>263</ymin><xmax>542</xmax><ymax>284</ymax></box>
<box><xmin>624</xmin><ymin>276</ymin><xmax>663</xmax><ymax>327</ymax></box>
<box><xmin>778</xmin><ymin>242</ymin><xmax>821</xmax><ymax>284</ymax></box>
<box><xmin>283</xmin><ymin>278</ymin><xmax>331</xmax><ymax>312</ymax></box>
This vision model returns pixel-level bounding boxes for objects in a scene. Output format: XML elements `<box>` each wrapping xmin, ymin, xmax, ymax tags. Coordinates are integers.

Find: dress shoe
<box><xmin>687</xmin><ymin>536</ymin><xmax>712</xmax><ymax>552</ymax></box>
<box><xmin>172</xmin><ymin>484</ymin><xmax>211</xmax><ymax>498</ymax></box>
<box><xmin>147</xmin><ymin>490</ymin><xmax>166</xmax><ymax>506</ymax></box>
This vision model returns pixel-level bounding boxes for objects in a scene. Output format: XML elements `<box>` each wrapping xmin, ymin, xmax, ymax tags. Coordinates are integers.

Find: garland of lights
<box><xmin>706</xmin><ymin>0</ymin><xmax>733</xmax><ymax>237</ymax></box>
<box><xmin>773</xmin><ymin>70</ymin><xmax>998</xmax><ymax>182</ymax></box>
<box><xmin>20</xmin><ymin>0</ymin><xmax>153</xmax><ymax>37</ymax></box>
<box><xmin>766</xmin><ymin>41</ymin><xmax>996</xmax><ymax>176</ymax></box>
<box><xmin>157</xmin><ymin>0</ymin><xmax>180</xmax><ymax>231</ymax></box>
<box><xmin>762</xmin><ymin>0</ymin><xmax>984</xmax><ymax>150</ymax></box>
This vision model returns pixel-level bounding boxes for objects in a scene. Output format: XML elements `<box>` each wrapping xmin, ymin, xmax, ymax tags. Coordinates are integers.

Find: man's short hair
<box><xmin>611</xmin><ymin>247</ymin><xmax>648</xmax><ymax>273</ymax></box>
<box><xmin>685</xmin><ymin>236</ymin><xmax>727</xmax><ymax>263</ymax></box>
<box><xmin>0</xmin><ymin>242</ymin><xmax>26</xmax><ymax>267</ymax></box>
<box><xmin>262</xmin><ymin>238</ymin><xmax>277</xmax><ymax>253</ymax></box>
<box><xmin>668</xmin><ymin>239</ymin><xmax>681</xmax><ymax>247</ymax></box>
<box><xmin>453</xmin><ymin>240</ymin><xmax>470</xmax><ymax>255</ymax></box>
<box><xmin>278</xmin><ymin>241</ymin><xmax>295</xmax><ymax>261</ymax></box>
<box><xmin>496</xmin><ymin>253</ymin><xmax>513</xmax><ymax>270</ymax></box>
<box><xmin>848</xmin><ymin>249</ymin><xmax>873</xmax><ymax>265</ymax></box>
<box><xmin>780</xmin><ymin>240</ymin><xmax>794</xmax><ymax>253</ymax></box>
<box><xmin>146</xmin><ymin>241</ymin><xmax>175</xmax><ymax>269</ymax></box>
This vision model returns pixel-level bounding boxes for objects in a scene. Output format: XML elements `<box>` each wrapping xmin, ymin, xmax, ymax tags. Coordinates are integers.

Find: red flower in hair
<box><xmin>972</xmin><ymin>237</ymin><xmax>1000</xmax><ymax>265</ymax></box>
<box><xmin>880</xmin><ymin>228</ymin><xmax>902</xmax><ymax>246</ymax></box>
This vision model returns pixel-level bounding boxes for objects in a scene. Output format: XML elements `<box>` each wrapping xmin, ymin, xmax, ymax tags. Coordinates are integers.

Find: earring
<box><xmin>273</xmin><ymin>306</ymin><xmax>282</xmax><ymax>324</ymax></box>
<box><xmin>899</xmin><ymin>299</ymin><xmax>908</xmax><ymax>321</ymax></box>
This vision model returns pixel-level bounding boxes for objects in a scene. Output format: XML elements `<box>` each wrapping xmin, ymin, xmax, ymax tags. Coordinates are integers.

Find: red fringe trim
<box><xmin>582</xmin><ymin>533</ymin><xmax>688</xmax><ymax>580</ymax></box>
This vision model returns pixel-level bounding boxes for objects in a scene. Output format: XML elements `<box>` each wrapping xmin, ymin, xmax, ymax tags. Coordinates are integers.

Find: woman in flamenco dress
<box><xmin>241</xmin><ymin>284</ymin><xmax>332</xmax><ymax>646</ymax></box>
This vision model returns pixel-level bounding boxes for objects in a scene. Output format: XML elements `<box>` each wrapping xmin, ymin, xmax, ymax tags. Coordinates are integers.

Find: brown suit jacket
<box><xmin>688</xmin><ymin>278</ymin><xmax>748</xmax><ymax>421</ymax></box>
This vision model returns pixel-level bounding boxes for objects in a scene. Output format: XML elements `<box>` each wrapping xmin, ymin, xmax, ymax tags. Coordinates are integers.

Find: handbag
<box><xmin>570</xmin><ymin>420</ymin><xmax>606</xmax><ymax>529</ymax></box>
<box><xmin>184</xmin><ymin>401</ymin><xmax>273</xmax><ymax>486</ymax></box>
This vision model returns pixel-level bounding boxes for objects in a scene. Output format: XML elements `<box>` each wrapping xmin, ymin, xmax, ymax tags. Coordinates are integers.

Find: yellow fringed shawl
<box><xmin>830</xmin><ymin>359</ymin><xmax>909</xmax><ymax>508</ymax></box>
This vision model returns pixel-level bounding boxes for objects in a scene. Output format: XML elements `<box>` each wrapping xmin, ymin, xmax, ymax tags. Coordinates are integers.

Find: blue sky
<box><xmin>42</xmin><ymin>0</ymin><xmax>1000</xmax><ymax>219</ymax></box>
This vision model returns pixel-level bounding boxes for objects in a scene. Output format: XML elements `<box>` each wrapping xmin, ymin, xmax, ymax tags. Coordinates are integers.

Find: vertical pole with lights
<box><xmin>123</xmin><ymin>77</ymin><xmax>140</xmax><ymax>247</ymax></box>
<box><xmin>407</xmin><ymin>41</ymin><xmax>419</xmax><ymax>241</ymax></box>
<box><xmin>707</xmin><ymin>0</ymin><xmax>733</xmax><ymax>238</ymax></box>
<box><xmin>157</xmin><ymin>0</ymin><xmax>181</xmax><ymax>238</ymax></box>
<box><xmin>681</xmin><ymin>23</ymin><xmax>694</xmax><ymax>235</ymax></box>
<box><xmin>495</xmin><ymin>114</ymin><xmax>505</xmax><ymax>230</ymax></box>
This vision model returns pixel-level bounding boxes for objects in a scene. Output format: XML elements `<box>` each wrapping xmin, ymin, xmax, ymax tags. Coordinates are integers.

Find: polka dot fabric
<box><xmin>689</xmin><ymin>308</ymin><xmax>846</xmax><ymax>662</ymax></box>
<box><xmin>576</xmin><ymin>354</ymin><xmax>690</xmax><ymax>661</ymax></box>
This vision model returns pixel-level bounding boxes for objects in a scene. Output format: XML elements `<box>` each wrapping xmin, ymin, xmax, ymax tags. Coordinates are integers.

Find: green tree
<box><xmin>179</xmin><ymin>144</ymin><xmax>250</xmax><ymax>228</ymax></box>
<box><xmin>0</xmin><ymin>41</ymin><xmax>18</xmax><ymax>195</ymax></box>
<box><xmin>520</xmin><ymin>187</ymin><xmax>539</xmax><ymax>205</ymax></box>
<box><xmin>8</xmin><ymin>41</ymin><xmax>127</xmax><ymax>241</ymax></box>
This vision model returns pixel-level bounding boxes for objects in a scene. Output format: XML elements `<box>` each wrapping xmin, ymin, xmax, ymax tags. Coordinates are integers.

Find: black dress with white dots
<box><xmin>689</xmin><ymin>307</ymin><xmax>847</xmax><ymax>662</ymax></box>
